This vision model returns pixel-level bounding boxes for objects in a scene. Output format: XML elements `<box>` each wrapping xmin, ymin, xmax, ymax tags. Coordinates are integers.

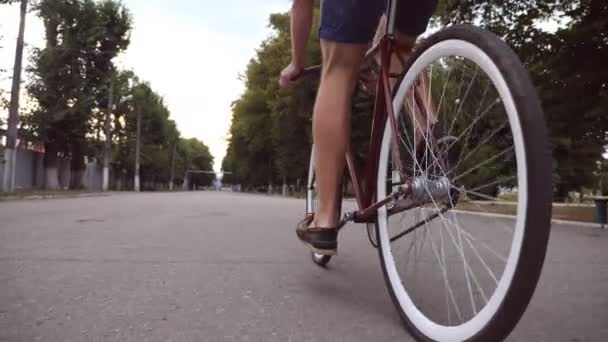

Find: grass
<box><xmin>457</xmin><ymin>200</ymin><xmax>599</xmax><ymax>223</ymax></box>
<box><xmin>497</xmin><ymin>192</ymin><xmax>518</xmax><ymax>202</ymax></box>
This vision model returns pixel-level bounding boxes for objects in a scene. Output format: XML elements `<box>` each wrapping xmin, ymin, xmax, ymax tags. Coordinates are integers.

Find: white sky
<box><xmin>0</xmin><ymin>0</ymin><xmax>291</xmax><ymax>171</ymax></box>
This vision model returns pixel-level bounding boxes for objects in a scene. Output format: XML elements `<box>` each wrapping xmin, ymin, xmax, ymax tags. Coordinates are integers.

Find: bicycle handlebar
<box><xmin>290</xmin><ymin>65</ymin><xmax>322</xmax><ymax>81</ymax></box>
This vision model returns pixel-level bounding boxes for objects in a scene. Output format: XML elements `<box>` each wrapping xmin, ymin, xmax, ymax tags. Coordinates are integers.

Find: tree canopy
<box><xmin>433</xmin><ymin>0</ymin><xmax>608</xmax><ymax>198</ymax></box>
<box><xmin>14</xmin><ymin>0</ymin><xmax>213</xmax><ymax>190</ymax></box>
<box><xmin>223</xmin><ymin>7</ymin><xmax>322</xmax><ymax>189</ymax></box>
<box><xmin>224</xmin><ymin>0</ymin><xmax>608</xmax><ymax>199</ymax></box>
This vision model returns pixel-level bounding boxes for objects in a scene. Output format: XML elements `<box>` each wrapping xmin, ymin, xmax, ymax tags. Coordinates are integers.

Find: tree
<box><xmin>109</xmin><ymin>80</ymin><xmax>213</xmax><ymax>190</ymax></box>
<box><xmin>597</xmin><ymin>158</ymin><xmax>608</xmax><ymax>196</ymax></box>
<box><xmin>0</xmin><ymin>31</ymin><xmax>8</xmax><ymax>112</ymax></box>
<box><xmin>224</xmin><ymin>6</ymin><xmax>322</xmax><ymax>190</ymax></box>
<box><xmin>26</xmin><ymin>0</ymin><xmax>132</xmax><ymax>189</ymax></box>
<box><xmin>224</xmin><ymin>3</ymin><xmax>381</xmax><ymax>193</ymax></box>
<box><xmin>178</xmin><ymin>138</ymin><xmax>214</xmax><ymax>189</ymax></box>
<box><xmin>434</xmin><ymin>0</ymin><xmax>608</xmax><ymax>199</ymax></box>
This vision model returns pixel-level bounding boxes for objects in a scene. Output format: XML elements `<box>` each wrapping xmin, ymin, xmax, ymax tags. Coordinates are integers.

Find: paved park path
<box><xmin>0</xmin><ymin>192</ymin><xmax>606</xmax><ymax>341</ymax></box>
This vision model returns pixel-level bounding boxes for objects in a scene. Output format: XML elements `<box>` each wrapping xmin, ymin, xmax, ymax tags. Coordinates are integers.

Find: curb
<box><xmin>447</xmin><ymin>209</ymin><xmax>605</xmax><ymax>229</ymax></box>
<box><xmin>0</xmin><ymin>192</ymin><xmax>114</xmax><ymax>202</ymax></box>
<box><xmin>344</xmin><ymin>198</ymin><xmax>605</xmax><ymax>228</ymax></box>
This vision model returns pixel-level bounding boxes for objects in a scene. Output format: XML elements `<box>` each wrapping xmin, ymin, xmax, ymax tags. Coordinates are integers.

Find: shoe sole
<box><xmin>298</xmin><ymin>238</ymin><xmax>337</xmax><ymax>256</ymax></box>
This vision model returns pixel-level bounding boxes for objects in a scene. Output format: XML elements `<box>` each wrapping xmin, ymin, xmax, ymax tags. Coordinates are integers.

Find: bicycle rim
<box><xmin>376</xmin><ymin>25</ymin><xmax>551</xmax><ymax>341</ymax></box>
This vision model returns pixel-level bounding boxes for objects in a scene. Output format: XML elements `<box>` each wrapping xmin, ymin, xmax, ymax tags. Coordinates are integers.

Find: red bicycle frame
<box><xmin>345</xmin><ymin>34</ymin><xmax>410</xmax><ymax>223</ymax></box>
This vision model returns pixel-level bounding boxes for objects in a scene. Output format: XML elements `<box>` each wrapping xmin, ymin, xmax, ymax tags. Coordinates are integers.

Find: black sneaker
<box><xmin>295</xmin><ymin>216</ymin><xmax>338</xmax><ymax>256</ymax></box>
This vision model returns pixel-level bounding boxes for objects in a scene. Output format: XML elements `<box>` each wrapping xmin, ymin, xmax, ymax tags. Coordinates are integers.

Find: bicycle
<box><xmin>300</xmin><ymin>2</ymin><xmax>552</xmax><ymax>341</ymax></box>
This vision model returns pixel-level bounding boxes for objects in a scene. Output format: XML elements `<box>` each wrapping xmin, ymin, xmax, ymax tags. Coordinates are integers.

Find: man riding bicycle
<box><xmin>279</xmin><ymin>0</ymin><xmax>437</xmax><ymax>255</ymax></box>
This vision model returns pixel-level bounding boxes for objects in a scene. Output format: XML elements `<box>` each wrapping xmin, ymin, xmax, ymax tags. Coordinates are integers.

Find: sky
<box><xmin>0</xmin><ymin>0</ymin><xmax>291</xmax><ymax>172</ymax></box>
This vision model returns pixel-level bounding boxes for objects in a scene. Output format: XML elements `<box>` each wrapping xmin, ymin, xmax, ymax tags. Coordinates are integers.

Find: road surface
<box><xmin>0</xmin><ymin>192</ymin><xmax>606</xmax><ymax>341</ymax></box>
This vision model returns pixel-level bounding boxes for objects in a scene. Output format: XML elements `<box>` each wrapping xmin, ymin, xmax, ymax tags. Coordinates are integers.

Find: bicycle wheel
<box><xmin>375</xmin><ymin>25</ymin><xmax>552</xmax><ymax>341</ymax></box>
<box><xmin>306</xmin><ymin>145</ymin><xmax>332</xmax><ymax>267</ymax></box>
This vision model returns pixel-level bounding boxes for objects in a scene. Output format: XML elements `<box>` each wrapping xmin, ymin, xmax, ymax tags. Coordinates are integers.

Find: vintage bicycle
<box><xmin>299</xmin><ymin>1</ymin><xmax>552</xmax><ymax>341</ymax></box>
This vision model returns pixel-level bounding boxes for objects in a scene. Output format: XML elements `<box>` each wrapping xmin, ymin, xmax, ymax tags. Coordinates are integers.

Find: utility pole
<box><xmin>102</xmin><ymin>78</ymin><xmax>114</xmax><ymax>191</ymax></box>
<box><xmin>2</xmin><ymin>0</ymin><xmax>27</xmax><ymax>192</ymax></box>
<box><xmin>282</xmin><ymin>175</ymin><xmax>287</xmax><ymax>196</ymax></box>
<box><xmin>168</xmin><ymin>140</ymin><xmax>176</xmax><ymax>191</ymax></box>
<box><xmin>134</xmin><ymin>106</ymin><xmax>141</xmax><ymax>192</ymax></box>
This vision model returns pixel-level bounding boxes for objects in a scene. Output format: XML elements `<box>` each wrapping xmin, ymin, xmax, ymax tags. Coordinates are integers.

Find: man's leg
<box><xmin>311</xmin><ymin>40</ymin><xmax>367</xmax><ymax>228</ymax></box>
<box><xmin>372</xmin><ymin>15</ymin><xmax>437</xmax><ymax>141</ymax></box>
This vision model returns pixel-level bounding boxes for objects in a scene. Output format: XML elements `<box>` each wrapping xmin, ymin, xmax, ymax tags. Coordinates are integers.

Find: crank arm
<box><xmin>337</xmin><ymin>212</ymin><xmax>356</xmax><ymax>231</ymax></box>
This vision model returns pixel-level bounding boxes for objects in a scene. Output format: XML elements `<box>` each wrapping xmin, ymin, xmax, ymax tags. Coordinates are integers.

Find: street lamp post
<box><xmin>2</xmin><ymin>0</ymin><xmax>28</xmax><ymax>192</ymax></box>
<box><xmin>134</xmin><ymin>106</ymin><xmax>141</xmax><ymax>192</ymax></box>
<box><xmin>169</xmin><ymin>140</ymin><xmax>177</xmax><ymax>191</ymax></box>
<box><xmin>102</xmin><ymin>78</ymin><xmax>114</xmax><ymax>191</ymax></box>
<box><xmin>102</xmin><ymin>87</ymin><xmax>131</xmax><ymax>191</ymax></box>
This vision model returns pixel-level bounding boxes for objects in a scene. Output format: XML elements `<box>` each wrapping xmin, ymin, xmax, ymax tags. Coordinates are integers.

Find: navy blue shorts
<box><xmin>319</xmin><ymin>0</ymin><xmax>438</xmax><ymax>44</ymax></box>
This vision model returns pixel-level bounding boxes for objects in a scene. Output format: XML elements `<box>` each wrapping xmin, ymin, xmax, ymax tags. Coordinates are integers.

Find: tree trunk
<box><xmin>58</xmin><ymin>158</ymin><xmax>71</xmax><ymax>189</ymax></box>
<box><xmin>43</xmin><ymin>142</ymin><xmax>60</xmax><ymax>190</ymax></box>
<box><xmin>70</xmin><ymin>142</ymin><xmax>85</xmax><ymax>189</ymax></box>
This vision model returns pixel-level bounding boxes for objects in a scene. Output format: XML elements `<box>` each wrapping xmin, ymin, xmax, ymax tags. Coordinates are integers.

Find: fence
<box><xmin>0</xmin><ymin>147</ymin><xmax>104</xmax><ymax>191</ymax></box>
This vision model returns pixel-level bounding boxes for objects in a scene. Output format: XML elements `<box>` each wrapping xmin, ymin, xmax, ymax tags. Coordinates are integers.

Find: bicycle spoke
<box><xmin>446</xmin><ymin>188</ymin><xmax>479</xmax><ymax>315</ymax></box>
<box><xmin>457</xmin><ymin>187</ymin><xmax>501</xmax><ymax>202</ymax></box>
<box><xmin>413</xmin><ymin>130</ymin><xmax>508</xmax><ymax>307</ymax></box>
<box><xmin>445</xmin><ymin>96</ymin><xmax>499</xmax><ymax>153</ymax></box>
<box><xmin>405</xmin><ymin>208</ymin><xmax>427</xmax><ymax>278</ymax></box>
<box><xmin>426</xmin><ymin>213</ymin><xmax>463</xmax><ymax>323</ymax></box>
<box><xmin>452</xmin><ymin>146</ymin><xmax>514</xmax><ymax>182</ymax></box>
<box><xmin>447</xmin><ymin>67</ymin><xmax>479</xmax><ymax>138</ymax></box>
<box><xmin>434</xmin><ymin>63</ymin><xmax>454</xmax><ymax>135</ymax></box>
<box><xmin>437</xmin><ymin>215</ymin><xmax>492</xmax><ymax>308</ymax></box>
<box><xmin>457</xmin><ymin>198</ymin><xmax>516</xmax><ymax>235</ymax></box>
<box><xmin>465</xmin><ymin>176</ymin><xmax>516</xmax><ymax>195</ymax></box>
<box><xmin>436</xmin><ymin>208</ymin><xmax>502</xmax><ymax>304</ymax></box>
<box><xmin>425</xmin><ymin>200</ymin><xmax>508</xmax><ymax>269</ymax></box>
<box><xmin>441</xmin><ymin>182</ymin><xmax>481</xmax><ymax>316</ymax></box>
<box><xmin>417</xmin><ymin>209</ymin><xmax>432</xmax><ymax>262</ymax></box>
<box><xmin>404</xmin><ymin>209</ymin><xmax>420</xmax><ymax>270</ymax></box>
<box><xmin>397</xmin><ymin>116</ymin><xmax>421</xmax><ymax>178</ymax></box>
<box><xmin>398</xmin><ymin>149</ymin><xmax>467</xmax><ymax>322</ymax></box>
<box><xmin>464</xmin><ymin>233</ymin><xmax>499</xmax><ymax>286</ymax></box>
<box><xmin>455</xmin><ymin>225</ymin><xmax>508</xmax><ymax>263</ymax></box>
<box><xmin>399</xmin><ymin>115</ymin><xmax>416</xmax><ymax>157</ymax></box>
<box><xmin>461</xmin><ymin>235</ymin><xmax>490</xmax><ymax>305</ymax></box>
<box><xmin>449</xmin><ymin>120</ymin><xmax>510</xmax><ymax>174</ymax></box>
<box><xmin>439</xmin><ymin>215</ymin><xmax>452</xmax><ymax>324</ymax></box>
<box><xmin>427</xmin><ymin>64</ymin><xmax>434</xmax><ymax>120</ymax></box>
<box><xmin>417</xmin><ymin>172</ymin><xmax>476</xmax><ymax>321</ymax></box>
<box><xmin>444</xmin><ymin>214</ymin><xmax>478</xmax><ymax>314</ymax></box>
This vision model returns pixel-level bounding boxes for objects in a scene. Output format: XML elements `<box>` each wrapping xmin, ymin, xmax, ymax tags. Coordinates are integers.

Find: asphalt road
<box><xmin>0</xmin><ymin>192</ymin><xmax>606</xmax><ymax>342</ymax></box>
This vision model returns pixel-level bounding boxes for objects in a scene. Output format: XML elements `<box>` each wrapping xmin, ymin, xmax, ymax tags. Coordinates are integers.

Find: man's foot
<box><xmin>295</xmin><ymin>216</ymin><xmax>338</xmax><ymax>256</ymax></box>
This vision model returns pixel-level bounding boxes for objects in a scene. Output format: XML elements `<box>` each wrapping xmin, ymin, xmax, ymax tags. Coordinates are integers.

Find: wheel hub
<box><xmin>410</xmin><ymin>176</ymin><xmax>452</xmax><ymax>205</ymax></box>
<box><xmin>389</xmin><ymin>176</ymin><xmax>454</xmax><ymax>214</ymax></box>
